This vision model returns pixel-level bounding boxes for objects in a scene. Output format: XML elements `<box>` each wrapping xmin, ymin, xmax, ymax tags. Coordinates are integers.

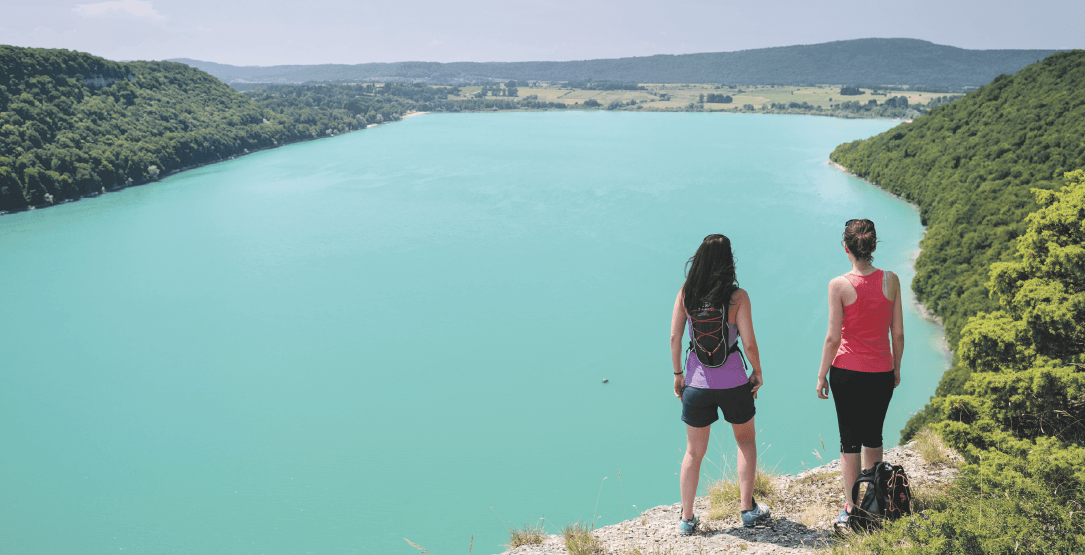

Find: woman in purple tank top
<box><xmin>669</xmin><ymin>234</ymin><xmax>769</xmax><ymax>535</ymax></box>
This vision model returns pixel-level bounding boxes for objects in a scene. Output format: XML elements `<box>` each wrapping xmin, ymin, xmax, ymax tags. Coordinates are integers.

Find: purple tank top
<box><xmin>685</xmin><ymin>319</ymin><xmax>749</xmax><ymax>389</ymax></box>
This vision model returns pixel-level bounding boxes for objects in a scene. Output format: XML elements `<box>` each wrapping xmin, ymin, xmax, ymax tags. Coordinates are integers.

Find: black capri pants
<box><xmin>829</xmin><ymin>365</ymin><xmax>894</xmax><ymax>453</ymax></box>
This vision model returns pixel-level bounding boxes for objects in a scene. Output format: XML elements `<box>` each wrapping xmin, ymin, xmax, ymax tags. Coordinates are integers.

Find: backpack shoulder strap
<box><xmin>850</xmin><ymin>467</ymin><xmax>877</xmax><ymax>510</ymax></box>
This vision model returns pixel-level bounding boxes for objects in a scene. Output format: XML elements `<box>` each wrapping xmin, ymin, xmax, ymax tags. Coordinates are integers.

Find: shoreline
<box><xmin>367</xmin><ymin>110</ymin><xmax>428</xmax><ymax>128</ymax></box>
<box><xmin>3</xmin><ymin>112</ymin><xmax>905</xmax><ymax>220</ymax></box>
<box><xmin>0</xmin><ymin>111</ymin><xmax>429</xmax><ymax>218</ymax></box>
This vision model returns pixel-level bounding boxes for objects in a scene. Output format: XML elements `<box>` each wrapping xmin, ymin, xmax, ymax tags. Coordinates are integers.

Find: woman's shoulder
<box><xmin>827</xmin><ymin>275</ymin><xmax>855</xmax><ymax>299</ymax></box>
<box><xmin>828</xmin><ymin>274</ymin><xmax>852</xmax><ymax>287</ymax></box>
<box><xmin>730</xmin><ymin>288</ymin><xmax>750</xmax><ymax>304</ymax></box>
<box><xmin>877</xmin><ymin>268</ymin><xmax>900</xmax><ymax>285</ymax></box>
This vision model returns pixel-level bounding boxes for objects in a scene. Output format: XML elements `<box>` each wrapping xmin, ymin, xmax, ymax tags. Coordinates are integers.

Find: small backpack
<box><xmin>848</xmin><ymin>461</ymin><xmax>912</xmax><ymax>532</ymax></box>
<box><xmin>688</xmin><ymin>302</ymin><xmax>745</xmax><ymax>368</ymax></box>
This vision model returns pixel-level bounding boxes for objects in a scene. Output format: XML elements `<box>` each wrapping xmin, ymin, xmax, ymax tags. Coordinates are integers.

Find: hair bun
<box><xmin>843</xmin><ymin>220</ymin><xmax>877</xmax><ymax>263</ymax></box>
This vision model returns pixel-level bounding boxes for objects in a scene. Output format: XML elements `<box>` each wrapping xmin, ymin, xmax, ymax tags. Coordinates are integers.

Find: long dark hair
<box><xmin>843</xmin><ymin>219</ymin><xmax>877</xmax><ymax>263</ymax></box>
<box><xmin>682</xmin><ymin>234</ymin><xmax>739</xmax><ymax>313</ymax></box>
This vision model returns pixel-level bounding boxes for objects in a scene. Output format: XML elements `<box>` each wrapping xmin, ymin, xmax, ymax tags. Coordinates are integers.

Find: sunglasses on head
<box><xmin>845</xmin><ymin>219</ymin><xmax>874</xmax><ymax>229</ymax></box>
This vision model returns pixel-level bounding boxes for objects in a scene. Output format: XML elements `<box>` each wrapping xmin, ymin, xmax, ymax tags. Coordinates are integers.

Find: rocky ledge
<box><xmin>499</xmin><ymin>442</ymin><xmax>961</xmax><ymax>555</ymax></box>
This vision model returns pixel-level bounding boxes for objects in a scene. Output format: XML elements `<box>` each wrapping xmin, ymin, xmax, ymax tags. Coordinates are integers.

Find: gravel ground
<box><xmin>497</xmin><ymin>442</ymin><xmax>961</xmax><ymax>555</ymax></box>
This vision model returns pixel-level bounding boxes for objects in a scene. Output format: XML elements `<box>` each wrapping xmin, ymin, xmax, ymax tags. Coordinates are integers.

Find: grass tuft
<box><xmin>563</xmin><ymin>520</ymin><xmax>604</xmax><ymax>555</ymax></box>
<box><xmin>913</xmin><ymin>427</ymin><xmax>954</xmax><ymax>467</ymax></box>
<box><xmin>706</xmin><ymin>464</ymin><xmax>777</xmax><ymax>520</ymax></box>
<box><xmin>506</xmin><ymin>522</ymin><xmax>547</xmax><ymax>548</ymax></box>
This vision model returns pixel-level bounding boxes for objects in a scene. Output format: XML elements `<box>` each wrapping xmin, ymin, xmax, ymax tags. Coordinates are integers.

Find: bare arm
<box><xmin>817</xmin><ymin>278</ymin><xmax>847</xmax><ymax>399</ymax></box>
<box><xmin>888</xmin><ymin>271</ymin><xmax>905</xmax><ymax>387</ymax></box>
<box><xmin>670</xmin><ymin>288</ymin><xmax>688</xmax><ymax>400</ymax></box>
<box><xmin>732</xmin><ymin>289</ymin><xmax>764</xmax><ymax>399</ymax></box>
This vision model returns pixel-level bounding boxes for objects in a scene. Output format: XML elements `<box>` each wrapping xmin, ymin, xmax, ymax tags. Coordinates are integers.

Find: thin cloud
<box><xmin>73</xmin><ymin>0</ymin><xmax>165</xmax><ymax>20</ymax></box>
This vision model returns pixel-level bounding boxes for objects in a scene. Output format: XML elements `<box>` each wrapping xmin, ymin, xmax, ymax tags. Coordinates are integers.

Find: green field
<box><xmin>450</xmin><ymin>83</ymin><xmax>959</xmax><ymax>112</ymax></box>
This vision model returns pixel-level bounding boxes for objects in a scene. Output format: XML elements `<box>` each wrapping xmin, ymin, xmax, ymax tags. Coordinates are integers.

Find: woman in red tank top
<box><xmin>815</xmin><ymin>219</ymin><xmax>905</xmax><ymax>526</ymax></box>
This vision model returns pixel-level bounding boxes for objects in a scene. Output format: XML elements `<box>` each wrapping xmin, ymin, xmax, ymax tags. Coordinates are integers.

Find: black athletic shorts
<box><xmin>829</xmin><ymin>365</ymin><xmax>895</xmax><ymax>453</ymax></box>
<box><xmin>681</xmin><ymin>382</ymin><xmax>756</xmax><ymax>428</ymax></box>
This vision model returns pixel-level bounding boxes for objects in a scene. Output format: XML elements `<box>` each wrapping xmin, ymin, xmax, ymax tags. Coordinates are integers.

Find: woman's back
<box><xmin>685</xmin><ymin>291</ymin><xmax>748</xmax><ymax>389</ymax></box>
<box><xmin>835</xmin><ymin>269</ymin><xmax>894</xmax><ymax>372</ymax></box>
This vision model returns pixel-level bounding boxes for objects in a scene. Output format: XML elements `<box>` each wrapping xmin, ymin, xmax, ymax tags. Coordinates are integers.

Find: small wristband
<box><xmin>673</xmin><ymin>371</ymin><xmax>683</xmax><ymax>375</ymax></box>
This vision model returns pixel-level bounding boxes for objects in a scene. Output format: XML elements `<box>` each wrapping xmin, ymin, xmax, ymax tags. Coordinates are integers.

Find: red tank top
<box><xmin>833</xmin><ymin>269</ymin><xmax>894</xmax><ymax>372</ymax></box>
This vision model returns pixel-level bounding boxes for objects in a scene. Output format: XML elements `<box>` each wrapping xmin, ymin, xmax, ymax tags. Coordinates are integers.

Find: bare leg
<box><xmin>863</xmin><ymin>446</ymin><xmax>883</xmax><ymax>470</ymax></box>
<box><xmin>840</xmin><ymin>452</ymin><xmax>861</xmax><ymax>509</ymax></box>
<box><xmin>732</xmin><ymin>417</ymin><xmax>756</xmax><ymax>512</ymax></box>
<box><xmin>680</xmin><ymin>424</ymin><xmax>711</xmax><ymax>520</ymax></box>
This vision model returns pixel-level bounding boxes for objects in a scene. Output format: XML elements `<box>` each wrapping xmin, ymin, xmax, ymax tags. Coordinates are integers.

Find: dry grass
<box><xmin>913</xmin><ymin>427</ymin><xmax>955</xmax><ymax>467</ymax></box>
<box><xmin>506</xmin><ymin>522</ymin><xmax>547</xmax><ymax>548</ymax></box>
<box><xmin>794</xmin><ymin>470</ymin><xmax>841</xmax><ymax>487</ymax></box>
<box><xmin>563</xmin><ymin>520</ymin><xmax>605</xmax><ymax>555</ymax></box>
<box><xmin>799</xmin><ymin>502</ymin><xmax>838</xmax><ymax>527</ymax></box>
<box><xmin>403</xmin><ymin>538</ymin><xmax>432</xmax><ymax>553</ymax></box>
<box><xmin>706</xmin><ymin>464</ymin><xmax>777</xmax><ymax>520</ymax></box>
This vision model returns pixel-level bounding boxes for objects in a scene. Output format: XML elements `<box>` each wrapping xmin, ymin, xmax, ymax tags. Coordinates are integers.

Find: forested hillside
<box><xmin>828</xmin><ymin>50</ymin><xmax>1085</xmax><ymax>554</ymax></box>
<box><xmin>831</xmin><ymin>50</ymin><xmax>1085</xmax><ymax>411</ymax></box>
<box><xmin>173</xmin><ymin>39</ymin><xmax>1059</xmax><ymax>89</ymax></box>
<box><xmin>0</xmin><ymin>46</ymin><xmax>361</xmax><ymax>213</ymax></box>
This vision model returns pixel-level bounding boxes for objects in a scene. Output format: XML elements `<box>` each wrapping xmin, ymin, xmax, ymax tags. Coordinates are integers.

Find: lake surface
<box><xmin>0</xmin><ymin>112</ymin><xmax>949</xmax><ymax>554</ymax></box>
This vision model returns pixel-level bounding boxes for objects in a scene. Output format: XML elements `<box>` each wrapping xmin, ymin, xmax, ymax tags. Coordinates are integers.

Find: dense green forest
<box><xmin>828</xmin><ymin>50</ymin><xmax>1085</xmax><ymax>553</ymax></box>
<box><xmin>0</xmin><ymin>46</ymin><xmax>365</xmax><ymax>212</ymax></box>
<box><xmin>173</xmin><ymin>39</ymin><xmax>1059</xmax><ymax>90</ymax></box>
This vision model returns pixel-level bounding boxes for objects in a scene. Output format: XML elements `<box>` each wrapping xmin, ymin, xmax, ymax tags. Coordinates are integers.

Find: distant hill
<box><xmin>171</xmin><ymin>39</ymin><xmax>1061</xmax><ymax>89</ymax></box>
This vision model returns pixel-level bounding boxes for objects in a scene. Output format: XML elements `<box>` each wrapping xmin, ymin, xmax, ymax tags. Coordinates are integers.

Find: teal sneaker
<box><xmin>678</xmin><ymin>514</ymin><xmax>699</xmax><ymax>536</ymax></box>
<box><xmin>835</xmin><ymin>508</ymin><xmax>849</xmax><ymax>526</ymax></box>
<box><xmin>740</xmin><ymin>499</ymin><xmax>771</xmax><ymax>528</ymax></box>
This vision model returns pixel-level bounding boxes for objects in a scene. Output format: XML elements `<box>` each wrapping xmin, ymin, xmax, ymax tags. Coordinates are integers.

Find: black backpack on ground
<box><xmin>848</xmin><ymin>461</ymin><xmax>912</xmax><ymax>532</ymax></box>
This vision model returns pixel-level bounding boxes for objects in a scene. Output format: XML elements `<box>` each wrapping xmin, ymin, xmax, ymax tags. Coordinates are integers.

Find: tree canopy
<box><xmin>0</xmin><ymin>46</ymin><xmax>365</xmax><ymax>212</ymax></box>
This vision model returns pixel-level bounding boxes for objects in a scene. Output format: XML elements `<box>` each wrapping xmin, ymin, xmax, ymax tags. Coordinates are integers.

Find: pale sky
<box><xmin>1</xmin><ymin>0</ymin><xmax>1082</xmax><ymax>66</ymax></box>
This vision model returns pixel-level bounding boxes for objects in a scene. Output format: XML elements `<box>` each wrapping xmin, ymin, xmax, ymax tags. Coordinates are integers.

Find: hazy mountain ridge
<box><xmin>171</xmin><ymin>39</ymin><xmax>1062</xmax><ymax>89</ymax></box>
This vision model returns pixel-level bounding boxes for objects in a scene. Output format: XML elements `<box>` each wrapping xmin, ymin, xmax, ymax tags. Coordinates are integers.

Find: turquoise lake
<box><xmin>0</xmin><ymin>112</ymin><xmax>950</xmax><ymax>554</ymax></box>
